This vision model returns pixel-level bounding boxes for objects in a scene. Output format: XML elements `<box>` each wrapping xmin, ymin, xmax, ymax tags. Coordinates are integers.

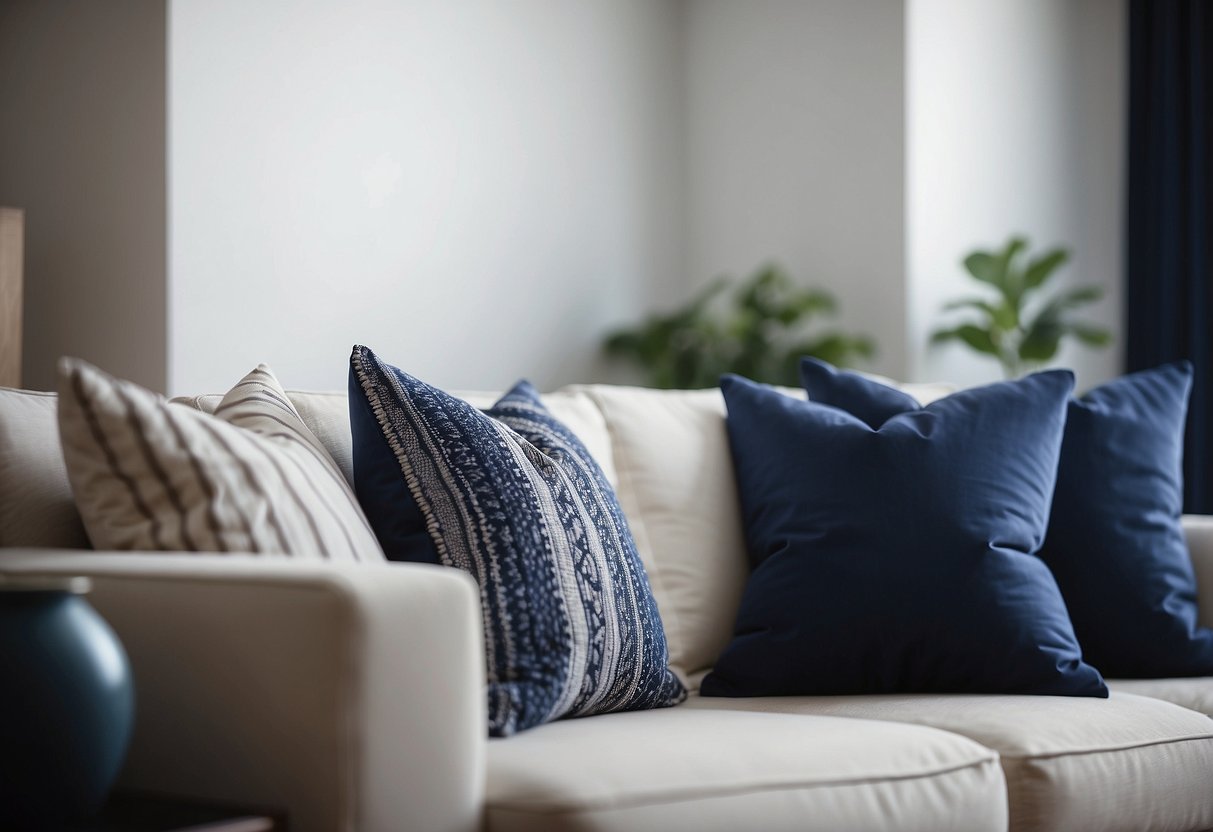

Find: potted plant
<box><xmin>932</xmin><ymin>236</ymin><xmax>1111</xmax><ymax>378</ymax></box>
<box><xmin>603</xmin><ymin>264</ymin><xmax>875</xmax><ymax>388</ymax></box>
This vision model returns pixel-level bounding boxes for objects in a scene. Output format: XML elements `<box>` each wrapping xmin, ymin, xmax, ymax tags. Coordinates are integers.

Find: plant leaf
<box><xmin>1018</xmin><ymin>318</ymin><xmax>1064</xmax><ymax>362</ymax></box>
<box><xmin>1023</xmin><ymin>248</ymin><xmax>1069</xmax><ymax>290</ymax></box>
<box><xmin>963</xmin><ymin>252</ymin><xmax>1000</xmax><ymax>286</ymax></box>
<box><xmin>943</xmin><ymin>296</ymin><xmax>998</xmax><ymax>315</ymax></box>
<box><xmin>602</xmin><ymin>330</ymin><xmax>643</xmax><ymax>356</ymax></box>
<box><xmin>1070</xmin><ymin>322</ymin><xmax>1113</xmax><ymax>347</ymax></box>
<box><xmin>942</xmin><ymin>296</ymin><xmax>1017</xmax><ymax>330</ymax></box>
<box><xmin>769</xmin><ymin>288</ymin><xmax>833</xmax><ymax>326</ymax></box>
<box><xmin>997</xmin><ymin>236</ymin><xmax>1029</xmax><ymax>306</ymax></box>
<box><xmin>1000</xmin><ymin>236</ymin><xmax>1028</xmax><ymax>269</ymax></box>
<box><xmin>794</xmin><ymin>332</ymin><xmax>875</xmax><ymax>370</ymax></box>
<box><xmin>933</xmin><ymin>324</ymin><xmax>1000</xmax><ymax>357</ymax></box>
<box><xmin>965</xmin><ymin>237</ymin><xmax>1027</xmax><ymax>305</ymax></box>
<box><xmin>1053</xmin><ymin>285</ymin><xmax>1103</xmax><ymax>308</ymax></box>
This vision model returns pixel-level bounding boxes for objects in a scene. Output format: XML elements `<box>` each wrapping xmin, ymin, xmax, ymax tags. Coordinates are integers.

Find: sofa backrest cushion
<box><xmin>177</xmin><ymin>390</ymin><xmax>361</xmax><ymax>489</ymax></box>
<box><xmin>0</xmin><ymin>386</ymin><xmax>90</xmax><ymax>549</ymax></box>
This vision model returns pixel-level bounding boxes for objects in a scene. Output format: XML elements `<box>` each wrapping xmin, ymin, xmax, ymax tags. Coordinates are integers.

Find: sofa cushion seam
<box><xmin>487</xmin><ymin>753</ymin><xmax>999</xmax><ymax>816</ymax></box>
<box><xmin>999</xmin><ymin>731</ymin><xmax>1213</xmax><ymax>763</ymax></box>
<box><xmin>9</xmin><ymin>566</ymin><xmax>390</xmax><ymax>591</ymax></box>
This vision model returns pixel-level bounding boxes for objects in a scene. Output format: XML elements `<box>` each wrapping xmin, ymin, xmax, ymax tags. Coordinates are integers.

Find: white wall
<box><xmin>169</xmin><ymin>0</ymin><xmax>684</xmax><ymax>394</ymax></box>
<box><xmin>907</xmin><ymin>0</ymin><xmax>1125</xmax><ymax>390</ymax></box>
<box><xmin>681</xmin><ymin>0</ymin><xmax>908</xmax><ymax>378</ymax></box>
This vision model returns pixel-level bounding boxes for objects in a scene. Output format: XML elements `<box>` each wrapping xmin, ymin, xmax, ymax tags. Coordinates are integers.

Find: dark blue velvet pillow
<box><xmin>1038</xmin><ymin>362</ymin><xmax>1213</xmax><ymax>678</ymax></box>
<box><xmin>701</xmin><ymin>366</ymin><xmax>1107</xmax><ymax>698</ymax></box>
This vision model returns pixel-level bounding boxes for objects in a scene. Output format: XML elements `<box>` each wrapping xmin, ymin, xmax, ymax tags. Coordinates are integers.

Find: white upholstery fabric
<box><xmin>0</xmin><ymin>386</ymin><xmax>90</xmax><ymax>548</ymax></box>
<box><xmin>486</xmin><ymin>706</ymin><xmax>1005</xmax><ymax>832</ymax></box>
<box><xmin>0</xmin><ymin>550</ymin><xmax>486</xmax><ymax>832</ymax></box>
<box><xmin>1110</xmin><ymin>677</ymin><xmax>1213</xmax><ymax>716</ymax></box>
<box><xmin>283</xmin><ymin>391</ymin><xmax>355</xmax><ymax>487</ymax></box>
<box><xmin>685</xmin><ymin>693</ymin><xmax>1213</xmax><ymax>832</ymax></box>
<box><xmin>1183</xmin><ymin>514</ymin><xmax>1213</xmax><ymax>629</ymax></box>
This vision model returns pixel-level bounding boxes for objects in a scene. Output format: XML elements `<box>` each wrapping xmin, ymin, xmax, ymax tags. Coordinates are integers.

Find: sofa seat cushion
<box><xmin>684</xmin><ymin>692</ymin><xmax>1213</xmax><ymax>832</ymax></box>
<box><xmin>485</xmin><ymin>707</ymin><xmax>1006</xmax><ymax>832</ymax></box>
<box><xmin>1110</xmin><ymin>678</ymin><xmax>1213</xmax><ymax>716</ymax></box>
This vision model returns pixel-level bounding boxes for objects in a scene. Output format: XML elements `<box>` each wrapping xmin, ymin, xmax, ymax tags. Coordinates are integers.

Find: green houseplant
<box><xmin>932</xmin><ymin>236</ymin><xmax>1111</xmax><ymax>378</ymax></box>
<box><xmin>603</xmin><ymin>264</ymin><xmax>875</xmax><ymax>389</ymax></box>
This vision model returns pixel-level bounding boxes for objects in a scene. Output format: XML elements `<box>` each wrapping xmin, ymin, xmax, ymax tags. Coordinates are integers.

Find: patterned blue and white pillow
<box><xmin>349</xmin><ymin>346</ymin><xmax>686</xmax><ymax>736</ymax></box>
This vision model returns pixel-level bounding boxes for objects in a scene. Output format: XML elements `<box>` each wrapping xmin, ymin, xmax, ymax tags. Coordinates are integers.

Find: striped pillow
<box><xmin>350</xmin><ymin>346</ymin><xmax>685</xmax><ymax>736</ymax></box>
<box><xmin>57</xmin><ymin>358</ymin><xmax>382</xmax><ymax>561</ymax></box>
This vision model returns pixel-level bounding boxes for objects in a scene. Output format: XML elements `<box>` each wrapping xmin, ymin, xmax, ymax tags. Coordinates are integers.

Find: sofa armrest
<box><xmin>1182</xmin><ymin>515</ymin><xmax>1213</xmax><ymax>629</ymax></box>
<box><xmin>0</xmin><ymin>551</ymin><xmax>485</xmax><ymax>832</ymax></box>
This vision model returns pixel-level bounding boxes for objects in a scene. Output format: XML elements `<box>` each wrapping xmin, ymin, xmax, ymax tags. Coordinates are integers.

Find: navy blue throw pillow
<box><xmin>800</xmin><ymin>357</ymin><xmax>921</xmax><ymax>429</ymax></box>
<box><xmin>349</xmin><ymin>346</ymin><xmax>685</xmax><ymax>736</ymax></box>
<box><xmin>1039</xmin><ymin>362</ymin><xmax>1213</xmax><ymax>677</ymax></box>
<box><xmin>701</xmin><ymin>366</ymin><xmax>1107</xmax><ymax>698</ymax></box>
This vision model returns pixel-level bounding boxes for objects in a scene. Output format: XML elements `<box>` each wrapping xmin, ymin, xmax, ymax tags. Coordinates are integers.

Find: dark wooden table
<box><xmin>68</xmin><ymin>792</ymin><xmax>285</xmax><ymax>832</ymax></box>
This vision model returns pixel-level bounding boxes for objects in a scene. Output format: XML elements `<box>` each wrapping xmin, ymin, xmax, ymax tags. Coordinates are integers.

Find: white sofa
<box><xmin>1</xmin><ymin>382</ymin><xmax>1212</xmax><ymax>832</ymax></box>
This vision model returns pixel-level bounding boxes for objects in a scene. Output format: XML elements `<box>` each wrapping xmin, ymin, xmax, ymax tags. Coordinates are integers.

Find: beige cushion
<box><xmin>569</xmin><ymin>386</ymin><xmax>743</xmax><ymax>688</ymax></box>
<box><xmin>0</xmin><ymin>386</ymin><xmax>89</xmax><ymax>548</ymax></box>
<box><xmin>486</xmin><ymin>706</ymin><xmax>1005</xmax><ymax>832</ymax></box>
<box><xmin>685</xmin><ymin>693</ymin><xmax>1213</xmax><ymax>832</ymax></box>
<box><xmin>274</xmin><ymin>391</ymin><xmax>352</xmax><ymax>489</ymax></box>
<box><xmin>1183</xmin><ymin>514</ymin><xmax>1213</xmax><ymax>629</ymax></box>
<box><xmin>59</xmin><ymin>360</ymin><xmax>383</xmax><ymax>560</ymax></box>
<box><xmin>1110</xmin><ymin>677</ymin><xmax>1213</xmax><ymax>717</ymax></box>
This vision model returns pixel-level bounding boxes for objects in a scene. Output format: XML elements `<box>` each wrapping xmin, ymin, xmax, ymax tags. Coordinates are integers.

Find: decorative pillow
<box><xmin>701</xmin><ymin>365</ymin><xmax>1107</xmax><ymax>698</ymax></box>
<box><xmin>57</xmin><ymin>358</ymin><xmax>382</xmax><ymax>561</ymax></box>
<box><xmin>1038</xmin><ymin>362</ymin><xmax>1213</xmax><ymax>677</ymax></box>
<box><xmin>349</xmin><ymin>345</ymin><xmax>685</xmax><ymax>736</ymax></box>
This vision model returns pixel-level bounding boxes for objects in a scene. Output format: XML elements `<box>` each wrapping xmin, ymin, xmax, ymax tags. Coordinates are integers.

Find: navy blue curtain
<box><xmin>1127</xmin><ymin>0</ymin><xmax>1213</xmax><ymax>512</ymax></box>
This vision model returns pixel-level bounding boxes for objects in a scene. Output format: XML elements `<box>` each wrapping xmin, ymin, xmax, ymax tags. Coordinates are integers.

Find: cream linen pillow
<box><xmin>57</xmin><ymin>358</ymin><xmax>383</xmax><ymax>561</ymax></box>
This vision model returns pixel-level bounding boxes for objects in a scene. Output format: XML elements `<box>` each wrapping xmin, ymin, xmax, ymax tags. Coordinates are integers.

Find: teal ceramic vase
<box><xmin>0</xmin><ymin>576</ymin><xmax>135</xmax><ymax>828</ymax></box>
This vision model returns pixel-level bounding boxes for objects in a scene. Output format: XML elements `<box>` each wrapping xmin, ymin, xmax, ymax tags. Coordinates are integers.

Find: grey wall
<box><xmin>907</xmin><ymin>0</ymin><xmax>1126</xmax><ymax>389</ymax></box>
<box><xmin>681</xmin><ymin>0</ymin><xmax>908</xmax><ymax>378</ymax></box>
<box><xmin>0</xmin><ymin>0</ymin><xmax>167</xmax><ymax>391</ymax></box>
<box><xmin>168</xmin><ymin>0</ymin><xmax>686</xmax><ymax>394</ymax></box>
<box><xmin>0</xmin><ymin>0</ymin><xmax>1127</xmax><ymax>394</ymax></box>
